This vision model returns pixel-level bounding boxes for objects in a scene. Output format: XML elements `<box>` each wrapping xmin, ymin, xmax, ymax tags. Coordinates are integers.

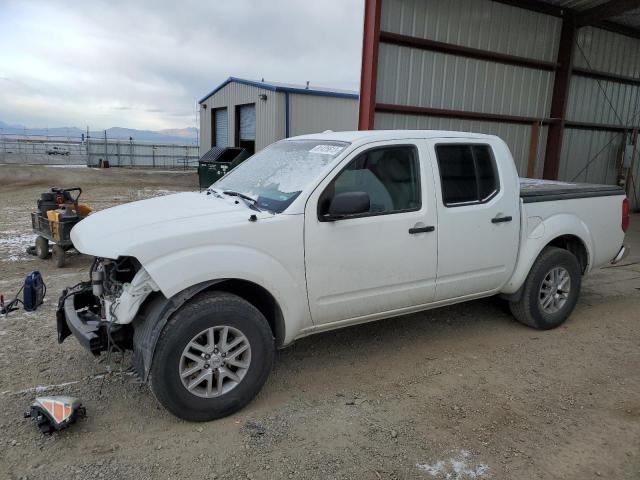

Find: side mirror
<box><xmin>324</xmin><ymin>191</ymin><xmax>370</xmax><ymax>220</ymax></box>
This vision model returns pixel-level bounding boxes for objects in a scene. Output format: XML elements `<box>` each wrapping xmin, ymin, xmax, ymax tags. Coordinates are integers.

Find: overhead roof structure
<box><xmin>359</xmin><ymin>0</ymin><xmax>640</xmax><ymax>199</ymax></box>
<box><xmin>496</xmin><ymin>0</ymin><xmax>640</xmax><ymax>36</ymax></box>
<box><xmin>199</xmin><ymin>77</ymin><xmax>359</xmax><ymax>104</ymax></box>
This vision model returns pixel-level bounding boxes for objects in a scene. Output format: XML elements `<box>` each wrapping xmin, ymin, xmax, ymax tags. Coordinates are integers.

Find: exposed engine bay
<box><xmin>91</xmin><ymin>257</ymin><xmax>159</xmax><ymax>325</ymax></box>
<box><xmin>57</xmin><ymin>256</ymin><xmax>159</xmax><ymax>355</ymax></box>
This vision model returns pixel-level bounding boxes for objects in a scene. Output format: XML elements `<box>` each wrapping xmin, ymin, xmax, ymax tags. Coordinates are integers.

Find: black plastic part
<box><xmin>26</xmin><ymin>404</ymin><xmax>86</xmax><ymax>434</ymax></box>
<box><xmin>132</xmin><ymin>280</ymin><xmax>224</xmax><ymax>382</ymax></box>
<box><xmin>491</xmin><ymin>215</ymin><xmax>513</xmax><ymax>223</ymax></box>
<box><xmin>328</xmin><ymin>191</ymin><xmax>371</xmax><ymax>217</ymax></box>
<box><xmin>408</xmin><ymin>226</ymin><xmax>435</xmax><ymax>234</ymax></box>
<box><xmin>519</xmin><ymin>180</ymin><xmax>624</xmax><ymax>204</ymax></box>
<box><xmin>56</xmin><ymin>285</ymin><xmax>132</xmax><ymax>355</ymax></box>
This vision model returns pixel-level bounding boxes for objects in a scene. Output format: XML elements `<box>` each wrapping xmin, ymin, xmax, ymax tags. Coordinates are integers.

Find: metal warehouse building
<box><xmin>359</xmin><ymin>0</ymin><xmax>640</xmax><ymax>208</ymax></box>
<box><xmin>198</xmin><ymin>77</ymin><xmax>359</xmax><ymax>156</ymax></box>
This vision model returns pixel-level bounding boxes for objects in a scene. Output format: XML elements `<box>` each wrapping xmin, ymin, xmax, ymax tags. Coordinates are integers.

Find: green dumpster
<box><xmin>198</xmin><ymin>147</ymin><xmax>251</xmax><ymax>190</ymax></box>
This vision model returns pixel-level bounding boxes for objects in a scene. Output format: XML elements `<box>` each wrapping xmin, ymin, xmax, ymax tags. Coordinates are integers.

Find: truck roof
<box><xmin>289</xmin><ymin>130</ymin><xmax>498</xmax><ymax>144</ymax></box>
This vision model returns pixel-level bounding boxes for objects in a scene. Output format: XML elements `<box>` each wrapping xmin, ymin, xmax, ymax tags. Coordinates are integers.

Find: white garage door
<box><xmin>214</xmin><ymin>108</ymin><xmax>228</xmax><ymax>147</ymax></box>
<box><xmin>239</xmin><ymin>104</ymin><xmax>256</xmax><ymax>140</ymax></box>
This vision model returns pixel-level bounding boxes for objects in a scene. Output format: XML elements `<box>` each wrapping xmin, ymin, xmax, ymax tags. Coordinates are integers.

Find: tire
<box><xmin>509</xmin><ymin>247</ymin><xmax>582</xmax><ymax>330</ymax></box>
<box><xmin>150</xmin><ymin>291</ymin><xmax>275</xmax><ymax>422</ymax></box>
<box><xmin>35</xmin><ymin>236</ymin><xmax>49</xmax><ymax>259</ymax></box>
<box><xmin>52</xmin><ymin>245</ymin><xmax>65</xmax><ymax>268</ymax></box>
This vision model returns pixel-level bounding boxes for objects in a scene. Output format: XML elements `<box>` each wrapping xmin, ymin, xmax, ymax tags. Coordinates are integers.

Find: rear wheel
<box><xmin>150</xmin><ymin>291</ymin><xmax>275</xmax><ymax>422</ymax></box>
<box><xmin>35</xmin><ymin>236</ymin><xmax>49</xmax><ymax>259</ymax></box>
<box><xmin>52</xmin><ymin>244</ymin><xmax>65</xmax><ymax>268</ymax></box>
<box><xmin>509</xmin><ymin>247</ymin><xmax>581</xmax><ymax>330</ymax></box>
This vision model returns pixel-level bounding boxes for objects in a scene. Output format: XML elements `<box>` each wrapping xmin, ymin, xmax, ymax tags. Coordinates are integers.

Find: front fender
<box><xmin>142</xmin><ymin>244</ymin><xmax>310</xmax><ymax>345</ymax></box>
<box><xmin>501</xmin><ymin>213</ymin><xmax>593</xmax><ymax>295</ymax></box>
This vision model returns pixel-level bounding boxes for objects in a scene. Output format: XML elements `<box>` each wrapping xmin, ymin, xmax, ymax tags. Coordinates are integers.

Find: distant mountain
<box><xmin>0</xmin><ymin>121</ymin><xmax>199</xmax><ymax>145</ymax></box>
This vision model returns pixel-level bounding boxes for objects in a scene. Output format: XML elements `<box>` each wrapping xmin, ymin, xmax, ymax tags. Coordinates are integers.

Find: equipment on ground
<box><xmin>30</xmin><ymin>187</ymin><xmax>92</xmax><ymax>267</ymax></box>
<box><xmin>197</xmin><ymin>147</ymin><xmax>250</xmax><ymax>190</ymax></box>
<box><xmin>24</xmin><ymin>396</ymin><xmax>86</xmax><ymax>434</ymax></box>
<box><xmin>0</xmin><ymin>271</ymin><xmax>46</xmax><ymax>316</ymax></box>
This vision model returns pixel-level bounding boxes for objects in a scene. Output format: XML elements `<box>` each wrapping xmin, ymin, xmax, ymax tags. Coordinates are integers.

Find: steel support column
<box><xmin>358</xmin><ymin>0</ymin><xmax>381</xmax><ymax>130</ymax></box>
<box><xmin>543</xmin><ymin>19</ymin><xmax>577</xmax><ymax>180</ymax></box>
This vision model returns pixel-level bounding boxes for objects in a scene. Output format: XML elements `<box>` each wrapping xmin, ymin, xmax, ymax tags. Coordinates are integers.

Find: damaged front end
<box><xmin>57</xmin><ymin>257</ymin><xmax>158</xmax><ymax>356</ymax></box>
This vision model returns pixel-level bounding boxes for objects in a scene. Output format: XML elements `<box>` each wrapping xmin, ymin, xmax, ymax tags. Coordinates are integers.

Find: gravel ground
<box><xmin>0</xmin><ymin>165</ymin><xmax>639</xmax><ymax>480</ymax></box>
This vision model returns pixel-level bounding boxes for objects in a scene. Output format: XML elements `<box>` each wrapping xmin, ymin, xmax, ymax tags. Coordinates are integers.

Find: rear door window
<box><xmin>435</xmin><ymin>145</ymin><xmax>499</xmax><ymax>207</ymax></box>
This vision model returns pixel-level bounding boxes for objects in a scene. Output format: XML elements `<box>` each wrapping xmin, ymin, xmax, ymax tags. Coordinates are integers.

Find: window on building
<box><xmin>435</xmin><ymin>145</ymin><xmax>499</xmax><ymax>207</ymax></box>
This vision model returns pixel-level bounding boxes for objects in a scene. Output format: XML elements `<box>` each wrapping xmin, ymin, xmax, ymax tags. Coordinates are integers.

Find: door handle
<box><xmin>491</xmin><ymin>215</ymin><xmax>513</xmax><ymax>224</ymax></box>
<box><xmin>409</xmin><ymin>226</ymin><xmax>435</xmax><ymax>234</ymax></box>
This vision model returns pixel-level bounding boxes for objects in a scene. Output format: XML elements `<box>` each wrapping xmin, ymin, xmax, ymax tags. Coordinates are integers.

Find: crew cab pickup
<box><xmin>57</xmin><ymin>130</ymin><xmax>630</xmax><ymax>421</ymax></box>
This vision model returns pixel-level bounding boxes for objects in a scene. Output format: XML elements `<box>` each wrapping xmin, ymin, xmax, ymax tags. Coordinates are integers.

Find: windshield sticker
<box><xmin>309</xmin><ymin>145</ymin><xmax>344</xmax><ymax>155</ymax></box>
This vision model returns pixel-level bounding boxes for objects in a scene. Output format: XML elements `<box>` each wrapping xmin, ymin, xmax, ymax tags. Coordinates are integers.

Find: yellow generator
<box><xmin>30</xmin><ymin>187</ymin><xmax>93</xmax><ymax>267</ymax></box>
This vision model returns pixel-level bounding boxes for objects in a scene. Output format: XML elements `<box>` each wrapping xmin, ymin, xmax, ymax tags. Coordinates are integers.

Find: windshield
<box><xmin>213</xmin><ymin>139</ymin><xmax>349</xmax><ymax>213</ymax></box>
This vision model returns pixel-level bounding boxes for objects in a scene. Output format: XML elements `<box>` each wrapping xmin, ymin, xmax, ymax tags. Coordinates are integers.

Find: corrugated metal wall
<box><xmin>376</xmin><ymin>112</ymin><xmax>548</xmax><ymax>176</ymax></box>
<box><xmin>288</xmin><ymin>94</ymin><xmax>359</xmax><ymax>137</ymax></box>
<box><xmin>374</xmin><ymin>0</ymin><xmax>561</xmax><ymax>174</ymax></box>
<box><xmin>560</xmin><ymin>27</ymin><xmax>640</xmax><ymax>208</ymax></box>
<box><xmin>573</xmin><ymin>26</ymin><xmax>640</xmax><ymax>76</ymax></box>
<box><xmin>199</xmin><ymin>83</ymin><xmax>282</xmax><ymax>156</ymax></box>
<box><xmin>372</xmin><ymin>0</ymin><xmax>640</xmax><ymax>208</ymax></box>
<box><xmin>380</xmin><ymin>0</ymin><xmax>561</xmax><ymax>61</ymax></box>
<box><xmin>567</xmin><ymin>75</ymin><xmax>640</xmax><ymax>125</ymax></box>
<box><xmin>377</xmin><ymin>43</ymin><xmax>555</xmax><ymax>118</ymax></box>
<box><xmin>559</xmin><ymin>128</ymin><xmax>620</xmax><ymax>183</ymax></box>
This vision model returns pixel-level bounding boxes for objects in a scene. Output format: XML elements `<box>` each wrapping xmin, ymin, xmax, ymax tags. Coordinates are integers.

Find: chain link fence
<box><xmin>87</xmin><ymin>138</ymin><xmax>198</xmax><ymax>169</ymax></box>
<box><xmin>0</xmin><ymin>135</ymin><xmax>87</xmax><ymax>165</ymax></box>
<box><xmin>0</xmin><ymin>133</ymin><xmax>199</xmax><ymax>169</ymax></box>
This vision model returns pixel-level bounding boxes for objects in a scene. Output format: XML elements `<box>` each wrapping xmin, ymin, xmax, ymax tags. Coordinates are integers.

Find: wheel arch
<box><xmin>546</xmin><ymin>234</ymin><xmax>589</xmax><ymax>274</ymax></box>
<box><xmin>131</xmin><ymin>278</ymin><xmax>286</xmax><ymax>383</ymax></box>
<box><xmin>502</xmin><ymin>214</ymin><xmax>594</xmax><ymax>297</ymax></box>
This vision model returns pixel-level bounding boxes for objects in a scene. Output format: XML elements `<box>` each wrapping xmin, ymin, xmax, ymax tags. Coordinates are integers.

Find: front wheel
<box><xmin>509</xmin><ymin>247</ymin><xmax>582</xmax><ymax>330</ymax></box>
<box><xmin>150</xmin><ymin>291</ymin><xmax>275</xmax><ymax>422</ymax></box>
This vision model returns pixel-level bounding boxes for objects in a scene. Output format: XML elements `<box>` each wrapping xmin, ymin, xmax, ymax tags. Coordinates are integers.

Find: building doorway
<box><xmin>235</xmin><ymin>103</ymin><xmax>256</xmax><ymax>155</ymax></box>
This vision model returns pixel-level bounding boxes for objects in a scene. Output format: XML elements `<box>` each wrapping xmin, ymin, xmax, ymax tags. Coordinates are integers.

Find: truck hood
<box><xmin>71</xmin><ymin>192</ymin><xmax>271</xmax><ymax>260</ymax></box>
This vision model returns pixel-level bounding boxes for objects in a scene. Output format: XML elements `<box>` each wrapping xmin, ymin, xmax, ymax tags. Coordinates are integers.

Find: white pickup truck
<box><xmin>57</xmin><ymin>130</ymin><xmax>630</xmax><ymax>421</ymax></box>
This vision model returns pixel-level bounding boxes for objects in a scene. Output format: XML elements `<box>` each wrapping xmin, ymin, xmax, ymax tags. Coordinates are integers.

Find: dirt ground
<box><xmin>0</xmin><ymin>165</ymin><xmax>639</xmax><ymax>480</ymax></box>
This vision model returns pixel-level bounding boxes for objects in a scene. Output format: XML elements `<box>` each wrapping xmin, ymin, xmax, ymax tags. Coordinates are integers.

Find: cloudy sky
<box><xmin>0</xmin><ymin>0</ymin><xmax>364</xmax><ymax>130</ymax></box>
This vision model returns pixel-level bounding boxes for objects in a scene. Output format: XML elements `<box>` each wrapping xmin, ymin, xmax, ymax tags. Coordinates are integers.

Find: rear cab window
<box><xmin>435</xmin><ymin>144</ymin><xmax>500</xmax><ymax>207</ymax></box>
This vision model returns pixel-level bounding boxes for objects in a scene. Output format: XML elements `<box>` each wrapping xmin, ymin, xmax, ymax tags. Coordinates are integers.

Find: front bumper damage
<box><xmin>56</xmin><ymin>283</ymin><xmax>131</xmax><ymax>355</ymax></box>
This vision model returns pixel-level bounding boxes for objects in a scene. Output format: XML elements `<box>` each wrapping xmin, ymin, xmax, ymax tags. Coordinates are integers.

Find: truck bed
<box><xmin>519</xmin><ymin>178</ymin><xmax>625</xmax><ymax>203</ymax></box>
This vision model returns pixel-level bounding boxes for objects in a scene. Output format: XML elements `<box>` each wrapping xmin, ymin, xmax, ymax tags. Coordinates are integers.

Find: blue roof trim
<box><xmin>198</xmin><ymin>76</ymin><xmax>358</xmax><ymax>104</ymax></box>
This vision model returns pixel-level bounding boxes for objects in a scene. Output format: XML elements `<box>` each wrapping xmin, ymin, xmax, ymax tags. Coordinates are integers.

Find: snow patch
<box><xmin>416</xmin><ymin>450</ymin><xmax>489</xmax><ymax>479</ymax></box>
<box><xmin>134</xmin><ymin>188</ymin><xmax>178</xmax><ymax>200</ymax></box>
<box><xmin>0</xmin><ymin>231</ymin><xmax>36</xmax><ymax>262</ymax></box>
<box><xmin>44</xmin><ymin>164</ymin><xmax>88</xmax><ymax>169</ymax></box>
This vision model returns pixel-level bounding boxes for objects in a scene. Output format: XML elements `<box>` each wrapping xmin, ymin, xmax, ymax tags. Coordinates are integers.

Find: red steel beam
<box><xmin>375</xmin><ymin>103</ymin><xmax>555</xmax><ymax>125</ymax></box>
<box><xmin>573</xmin><ymin>67</ymin><xmax>640</xmax><ymax>87</ymax></box>
<box><xmin>379</xmin><ymin>31</ymin><xmax>559</xmax><ymax>71</ymax></box>
<box><xmin>358</xmin><ymin>0</ymin><xmax>381</xmax><ymax>130</ymax></box>
<box><xmin>565</xmin><ymin>121</ymin><xmax>640</xmax><ymax>132</ymax></box>
<box><xmin>543</xmin><ymin>19</ymin><xmax>577</xmax><ymax>180</ymax></box>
